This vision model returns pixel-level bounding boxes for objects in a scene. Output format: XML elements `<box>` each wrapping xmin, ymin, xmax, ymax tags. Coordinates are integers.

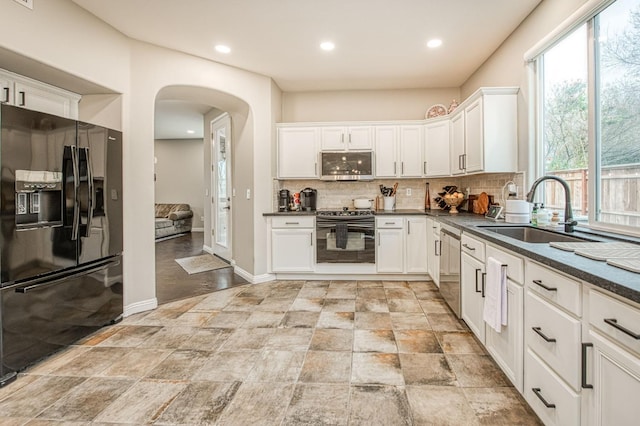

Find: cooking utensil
<box><xmin>391</xmin><ymin>182</ymin><xmax>398</xmax><ymax>196</ymax></box>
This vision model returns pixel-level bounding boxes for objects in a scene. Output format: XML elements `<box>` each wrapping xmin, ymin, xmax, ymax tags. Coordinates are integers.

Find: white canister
<box><xmin>383</xmin><ymin>196</ymin><xmax>395</xmax><ymax>211</ymax></box>
<box><xmin>505</xmin><ymin>199</ymin><xmax>530</xmax><ymax>214</ymax></box>
<box><xmin>505</xmin><ymin>213</ymin><xmax>531</xmax><ymax>224</ymax></box>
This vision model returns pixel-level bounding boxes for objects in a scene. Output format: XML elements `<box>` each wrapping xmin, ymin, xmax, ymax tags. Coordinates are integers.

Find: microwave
<box><xmin>320</xmin><ymin>151</ymin><xmax>374</xmax><ymax>181</ymax></box>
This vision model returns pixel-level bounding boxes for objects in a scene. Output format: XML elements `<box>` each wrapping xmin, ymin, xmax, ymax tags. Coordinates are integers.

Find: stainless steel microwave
<box><xmin>320</xmin><ymin>151</ymin><xmax>374</xmax><ymax>181</ymax></box>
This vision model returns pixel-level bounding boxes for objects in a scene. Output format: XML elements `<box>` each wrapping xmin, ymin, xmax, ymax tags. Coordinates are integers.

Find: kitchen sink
<box><xmin>477</xmin><ymin>225</ymin><xmax>592</xmax><ymax>243</ymax></box>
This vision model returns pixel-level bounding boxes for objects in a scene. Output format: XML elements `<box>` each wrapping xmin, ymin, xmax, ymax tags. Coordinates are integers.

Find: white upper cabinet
<box><xmin>277</xmin><ymin>126</ymin><xmax>319</xmax><ymax>179</ymax></box>
<box><xmin>374</xmin><ymin>125</ymin><xmax>398</xmax><ymax>178</ymax></box>
<box><xmin>320</xmin><ymin>125</ymin><xmax>373</xmax><ymax>151</ymax></box>
<box><xmin>398</xmin><ymin>125</ymin><xmax>423</xmax><ymax>177</ymax></box>
<box><xmin>424</xmin><ymin>118</ymin><xmax>450</xmax><ymax>177</ymax></box>
<box><xmin>1</xmin><ymin>68</ymin><xmax>80</xmax><ymax>119</ymax></box>
<box><xmin>451</xmin><ymin>87</ymin><xmax>518</xmax><ymax>175</ymax></box>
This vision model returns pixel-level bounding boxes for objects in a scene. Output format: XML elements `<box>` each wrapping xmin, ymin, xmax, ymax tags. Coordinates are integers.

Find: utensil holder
<box><xmin>383</xmin><ymin>196</ymin><xmax>395</xmax><ymax>211</ymax></box>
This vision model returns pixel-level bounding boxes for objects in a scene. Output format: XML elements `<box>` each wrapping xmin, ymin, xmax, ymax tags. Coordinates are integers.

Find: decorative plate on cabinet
<box><xmin>425</xmin><ymin>104</ymin><xmax>447</xmax><ymax>118</ymax></box>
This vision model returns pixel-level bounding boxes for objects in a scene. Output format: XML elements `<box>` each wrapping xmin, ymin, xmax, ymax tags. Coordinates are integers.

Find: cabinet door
<box><xmin>271</xmin><ymin>228</ymin><xmax>314</xmax><ymax>272</ymax></box>
<box><xmin>376</xmin><ymin>228</ymin><xmax>404</xmax><ymax>273</ymax></box>
<box><xmin>406</xmin><ymin>217</ymin><xmax>428</xmax><ymax>273</ymax></box>
<box><xmin>374</xmin><ymin>126</ymin><xmax>398</xmax><ymax>178</ymax></box>
<box><xmin>485</xmin><ymin>280</ymin><xmax>524</xmax><ymax>392</ymax></box>
<box><xmin>461</xmin><ymin>252</ymin><xmax>485</xmax><ymax>342</ymax></box>
<box><xmin>0</xmin><ymin>75</ymin><xmax>12</xmax><ymax>105</ymax></box>
<box><xmin>347</xmin><ymin>126</ymin><xmax>373</xmax><ymax>150</ymax></box>
<box><xmin>13</xmin><ymin>81</ymin><xmax>74</xmax><ymax>118</ymax></box>
<box><xmin>426</xmin><ymin>218</ymin><xmax>437</xmax><ymax>283</ymax></box>
<box><xmin>588</xmin><ymin>330</ymin><xmax>640</xmax><ymax>426</ymax></box>
<box><xmin>277</xmin><ymin>127</ymin><xmax>318</xmax><ymax>178</ymax></box>
<box><xmin>320</xmin><ymin>126</ymin><xmax>346</xmax><ymax>151</ymax></box>
<box><xmin>424</xmin><ymin>120</ymin><xmax>450</xmax><ymax>176</ymax></box>
<box><xmin>464</xmin><ymin>98</ymin><xmax>484</xmax><ymax>173</ymax></box>
<box><xmin>450</xmin><ymin>112</ymin><xmax>465</xmax><ymax>175</ymax></box>
<box><xmin>399</xmin><ymin>125</ymin><xmax>423</xmax><ymax>177</ymax></box>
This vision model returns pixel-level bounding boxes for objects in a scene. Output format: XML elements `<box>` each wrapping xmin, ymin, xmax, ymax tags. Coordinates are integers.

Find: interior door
<box><xmin>211</xmin><ymin>114</ymin><xmax>232</xmax><ymax>261</ymax></box>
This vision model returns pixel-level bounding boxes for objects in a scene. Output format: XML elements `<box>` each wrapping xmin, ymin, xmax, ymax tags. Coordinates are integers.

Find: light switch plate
<box><xmin>246</xmin><ymin>189</ymin><xmax>251</xmax><ymax>199</ymax></box>
<box><xmin>13</xmin><ymin>0</ymin><xmax>33</xmax><ymax>10</ymax></box>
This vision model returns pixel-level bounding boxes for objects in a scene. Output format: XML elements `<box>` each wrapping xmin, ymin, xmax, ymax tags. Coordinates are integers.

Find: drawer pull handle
<box><xmin>475</xmin><ymin>268</ymin><xmax>481</xmax><ymax>293</ymax></box>
<box><xmin>532</xmin><ymin>327</ymin><xmax>556</xmax><ymax>343</ymax></box>
<box><xmin>532</xmin><ymin>388</ymin><xmax>556</xmax><ymax>408</ymax></box>
<box><xmin>462</xmin><ymin>243</ymin><xmax>475</xmax><ymax>251</ymax></box>
<box><xmin>604</xmin><ymin>318</ymin><xmax>640</xmax><ymax>340</ymax></box>
<box><xmin>581</xmin><ymin>343</ymin><xmax>593</xmax><ymax>389</ymax></box>
<box><xmin>2</xmin><ymin>87</ymin><xmax>9</xmax><ymax>103</ymax></box>
<box><xmin>532</xmin><ymin>279</ymin><xmax>557</xmax><ymax>292</ymax></box>
<box><xmin>481</xmin><ymin>272</ymin><xmax>486</xmax><ymax>298</ymax></box>
<box><xmin>285</xmin><ymin>222</ymin><xmax>300</xmax><ymax>225</ymax></box>
<box><xmin>385</xmin><ymin>222</ymin><xmax>395</xmax><ymax>225</ymax></box>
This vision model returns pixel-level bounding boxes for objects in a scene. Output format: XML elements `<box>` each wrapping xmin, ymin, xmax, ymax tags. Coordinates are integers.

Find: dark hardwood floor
<box><xmin>155</xmin><ymin>232</ymin><xmax>249</xmax><ymax>305</ymax></box>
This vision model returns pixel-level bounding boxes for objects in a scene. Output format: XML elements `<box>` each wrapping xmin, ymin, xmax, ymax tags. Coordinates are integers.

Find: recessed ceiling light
<box><xmin>186</xmin><ymin>130</ymin><xmax>195</xmax><ymax>134</ymax></box>
<box><xmin>427</xmin><ymin>39</ymin><xmax>442</xmax><ymax>48</ymax></box>
<box><xmin>320</xmin><ymin>41</ymin><xmax>335</xmax><ymax>51</ymax></box>
<box><xmin>215</xmin><ymin>44</ymin><xmax>231</xmax><ymax>54</ymax></box>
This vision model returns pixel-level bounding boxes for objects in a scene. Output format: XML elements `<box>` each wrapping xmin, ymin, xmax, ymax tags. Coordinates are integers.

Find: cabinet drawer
<box><xmin>272</xmin><ymin>216</ymin><xmax>315</xmax><ymax>228</ymax></box>
<box><xmin>376</xmin><ymin>217</ymin><xmax>403</xmax><ymax>229</ymax></box>
<box><xmin>526</xmin><ymin>291</ymin><xmax>582</xmax><ymax>391</ymax></box>
<box><xmin>589</xmin><ymin>290</ymin><xmax>640</xmax><ymax>355</ymax></box>
<box><xmin>524</xmin><ymin>348</ymin><xmax>580</xmax><ymax>426</ymax></box>
<box><xmin>486</xmin><ymin>245</ymin><xmax>523</xmax><ymax>284</ymax></box>
<box><xmin>461</xmin><ymin>234</ymin><xmax>485</xmax><ymax>262</ymax></box>
<box><xmin>527</xmin><ymin>260</ymin><xmax>581</xmax><ymax>316</ymax></box>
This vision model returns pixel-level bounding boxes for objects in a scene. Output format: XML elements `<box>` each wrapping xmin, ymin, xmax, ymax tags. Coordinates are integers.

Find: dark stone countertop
<box><xmin>431</xmin><ymin>212</ymin><xmax>640</xmax><ymax>305</ymax></box>
<box><xmin>263</xmin><ymin>211</ymin><xmax>317</xmax><ymax>216</ymax></box>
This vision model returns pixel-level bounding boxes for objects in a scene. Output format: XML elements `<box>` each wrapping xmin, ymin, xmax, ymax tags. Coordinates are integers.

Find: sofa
<box><xmin>155</xmin><ymin>203</ymin><xmax>193</xmax><ymax>239</ymax></box>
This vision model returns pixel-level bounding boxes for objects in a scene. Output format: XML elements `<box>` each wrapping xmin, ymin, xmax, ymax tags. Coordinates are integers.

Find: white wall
<box><xmin>154</xmin><ymin>139</ymin><xmax>205</xmax><ymax>229</ymax></box>
<box><xmin>282</xmin><ymin>88</ymin><xmax>460</xmax><ymax>122</ymax></box>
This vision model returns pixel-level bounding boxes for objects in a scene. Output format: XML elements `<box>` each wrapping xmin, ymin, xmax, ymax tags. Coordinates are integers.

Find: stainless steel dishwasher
<box><xmin>439</xmin><ymin>223</ymin><xmax>461</xmax><ymax>318</ymax></box>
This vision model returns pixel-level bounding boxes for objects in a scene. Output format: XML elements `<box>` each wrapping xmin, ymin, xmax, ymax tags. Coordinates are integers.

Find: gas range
<box><xmin>316</xmin><ymin>209</ymin><xmax>375</xmax><ymax>217</ymax></box>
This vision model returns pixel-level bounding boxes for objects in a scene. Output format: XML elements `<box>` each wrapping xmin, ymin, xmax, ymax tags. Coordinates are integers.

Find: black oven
<box><xmin>316</xmin><ymin>213</ymin><xmax>375</xmax><ymax>263</ymax></box>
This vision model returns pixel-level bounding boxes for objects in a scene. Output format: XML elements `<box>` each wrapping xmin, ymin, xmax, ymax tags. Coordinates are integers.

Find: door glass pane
<box><xmin>541</xmin><ymin>25</ymin><xmax>589</xmax><ymax>221</ymax></box>
<box><xmin>595</xmin><ymin>0</ymin><xmax>640</xmax><ymax>228</ymax></box>
<box><xmin>215</xmin><ymin>128</ymin><xmax>228</xmax><ymax>247</ymax></box>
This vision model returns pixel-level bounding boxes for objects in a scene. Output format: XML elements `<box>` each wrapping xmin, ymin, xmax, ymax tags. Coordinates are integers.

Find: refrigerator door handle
<box><xmin>13</xmin><ymin>258</ymin><xmax>120</xmax><ymax>293</ymax></box>
<box><xmin>83</xmin><ymin>147</ymin><xmax>94</xmax><ymax>238</ymax></box>
<box><xmin>70</xmin><ymin>146</ymin><xmax>80</xmax><ymax>241</ymax></box>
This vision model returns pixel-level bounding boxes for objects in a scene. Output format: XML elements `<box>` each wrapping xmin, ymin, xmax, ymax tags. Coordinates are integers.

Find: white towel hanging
<box><xmin>483</xmin><ymin>257</ymin><xmax>508</xmax><ymax>333</ymax></box>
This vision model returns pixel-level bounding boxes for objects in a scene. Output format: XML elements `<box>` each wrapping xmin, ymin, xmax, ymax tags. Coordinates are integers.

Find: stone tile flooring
<box><xmin>0</xmin><ymin>280</ymin><xmax>542</xmax><ymax>425</ymax></box>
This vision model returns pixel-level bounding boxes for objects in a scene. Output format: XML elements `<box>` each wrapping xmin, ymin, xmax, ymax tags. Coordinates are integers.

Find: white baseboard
<box><xmin>273</xmin><ymin>273</ymin><xmax>431</xmax><ymax>281</ymax></box>
<box><xmin>202</xmin><ymin>245</ymin><xmax>213</xmax><ymax>254</ymax></box>
<box><xmin>233</xmin><ymin>265</ymin><xmax>276</xmax><ymax>284</ymax></box>
<box><xmin>192</xmin><ymin>228</ymin><xmax>204</xmax><ymax>232</ymax></box>
<box><xmin>124</xmin><ymin>298</ymin><xmax>158</xmax><ymax>317</ymax></box>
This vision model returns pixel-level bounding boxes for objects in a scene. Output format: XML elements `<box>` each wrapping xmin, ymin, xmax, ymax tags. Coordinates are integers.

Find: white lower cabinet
<box><xmin>587</xmin><ymin>329</ymin><xmax>640</xmax><ymax>426</ymax></box>
<box><xmin>405</xmin><ymin>216</ymin><xmax>427</xmax><ymax>273</ymax></box>
<box><xmin>525</xmin><ymin>348</ymin><xmax>581</xmax><ymax>426</ymax></box>
<box><xmin>270</xmin><ymin>217</ymin><xmax>315</xmax><ymax>272</ymax></box>
<box><xmin>376</xmin><ymin>227</ymin><xmax>404</xmax><ymax>273</ymax></box>
<box><xmin>486</xmin><ymin>280</ymin><xmax>523</xmax><ymax>392</ymax></box>
<box><xmin>461</xmin><ymin>251</ymin><xmax>485</xmax><ymax>342</ymax></box>
<box><xmin>427</xmin><ymin>219</ymin><xmax>440</xmax><ymax>286</ymax></box>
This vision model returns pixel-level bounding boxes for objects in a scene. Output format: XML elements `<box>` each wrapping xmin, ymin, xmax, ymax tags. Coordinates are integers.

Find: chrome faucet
<box><xmin>526</xmin><ymin>175</ymin><xmax>578</xmax><ymax>233</ymax></box>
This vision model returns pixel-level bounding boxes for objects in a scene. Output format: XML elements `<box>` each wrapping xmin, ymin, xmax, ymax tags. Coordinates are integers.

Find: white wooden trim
<box><xmin>124</xmin><ymin>298</ymin><xmax>158</xmax><ymax>317</ymax></box>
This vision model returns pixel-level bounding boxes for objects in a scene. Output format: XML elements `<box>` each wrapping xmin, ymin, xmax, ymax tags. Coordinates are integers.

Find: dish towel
<box><xmin>335</xmin><ymin>223</ymin><xmax>348</xmax><ymax>249</ymax></box>
<box><xmin>483</xmin><ymin>256</ymin><xmax>508</xmax><ymax>333</ymax></box>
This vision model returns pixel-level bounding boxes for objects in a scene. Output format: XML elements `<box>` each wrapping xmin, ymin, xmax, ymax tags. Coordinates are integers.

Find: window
<box><xmin>538</xmin><ymin>0</ymin><xmax>640</xmax><ymax>233</ymax></box>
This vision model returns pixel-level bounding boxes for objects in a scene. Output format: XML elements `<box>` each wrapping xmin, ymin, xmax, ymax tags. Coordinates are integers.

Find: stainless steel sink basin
<box><xmin>477</xmin><ymin>226</ymin><xmax>592</xmax><ymax>243</ymax></box>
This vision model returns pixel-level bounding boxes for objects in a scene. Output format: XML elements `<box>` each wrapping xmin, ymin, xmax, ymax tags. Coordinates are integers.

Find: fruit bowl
<box><xmin>443</xmin><ymin>193</ymin><xmax>465</xmax><ymax>214</ymax></box>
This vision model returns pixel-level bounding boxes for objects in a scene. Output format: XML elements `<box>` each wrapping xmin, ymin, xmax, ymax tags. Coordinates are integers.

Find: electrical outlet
<box><xmin>246</xmin><ymin>189</ymin><xmax>251</xmax><ymax>199</ymax></box>
<box><xmin>406</xmin><ymin>188</ymin><xmax>412</xmax><ymax>196</ymax></box>
<box><xmin>13</xmin><ymin>0</ymin><xmax>33</xmax><ymax>9</ymax></box>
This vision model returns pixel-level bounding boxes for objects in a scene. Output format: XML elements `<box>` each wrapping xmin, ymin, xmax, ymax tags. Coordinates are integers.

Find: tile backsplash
<box><xmin>274</xmin><ymin>172</ymin><xmax>525</xmax><ymax>211</ymax></box>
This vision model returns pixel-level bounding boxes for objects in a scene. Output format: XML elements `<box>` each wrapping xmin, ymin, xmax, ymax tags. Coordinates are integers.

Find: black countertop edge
<box><xmin>263</xmin><ymin>211</ymin><xmax>317</xmax><ymax>216</ymax></box>
<box><xmin>263</xmin><ymin>209</ymin><xmax>437</xmax><ymax>217</ymax></box>
<box><xmin>433</xmin><ymin>214</ymin><xmax>640</xmax><ymax>305</ymax></box>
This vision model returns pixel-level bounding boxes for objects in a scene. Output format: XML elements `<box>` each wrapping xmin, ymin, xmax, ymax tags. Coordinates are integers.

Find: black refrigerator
<box><xmin>0</xmin><ymin>104</ymin><xmax>123</xmax><ymax>386</ymax></box>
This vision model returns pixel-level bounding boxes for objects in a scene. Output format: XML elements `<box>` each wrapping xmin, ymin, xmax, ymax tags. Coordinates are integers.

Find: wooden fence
<box><xmin>545</xmin><ymin>164</ymin><xmax>640</xmax><ymax>227</ymax></box>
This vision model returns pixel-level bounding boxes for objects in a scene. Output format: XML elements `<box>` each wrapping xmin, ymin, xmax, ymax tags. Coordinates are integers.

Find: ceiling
<box><xmin>71</xmin><ymin>0</ymin><xmax>542</xmax><ymax>139</ymax></box>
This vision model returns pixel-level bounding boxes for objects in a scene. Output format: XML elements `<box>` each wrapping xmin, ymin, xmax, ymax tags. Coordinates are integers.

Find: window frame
<box><xmin>531</xmin><ymin>0</ymin><xmax>640</xmax><ymax>237</ymax></box>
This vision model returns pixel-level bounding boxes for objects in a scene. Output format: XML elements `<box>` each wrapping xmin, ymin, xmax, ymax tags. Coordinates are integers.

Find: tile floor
<box><xmin>0</xmin><ymin>280</ymin><xmax>542</xmax><ymax>425</ymax></box>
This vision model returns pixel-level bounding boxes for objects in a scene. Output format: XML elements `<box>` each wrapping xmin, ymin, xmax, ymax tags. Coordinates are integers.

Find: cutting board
<box><xmin>606</xmin><ymin>258</ymin><xmax>640</xmax><ymax>274</ymax></box>
<box><xmin>549</xmin><ymin>241</ymin><xmax>638</xmax><ymax>252</ymax></box>
<box><xmin>574</xmin><ymin>248</ymin><xmax>640</xmax><ymax>261</ymax></box>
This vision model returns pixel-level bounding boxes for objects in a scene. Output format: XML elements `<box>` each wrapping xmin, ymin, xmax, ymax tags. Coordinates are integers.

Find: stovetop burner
<box><xmin>317</xmin><ymin>209</ymin><xmax>375</xmax><ymax>217</ymax></box>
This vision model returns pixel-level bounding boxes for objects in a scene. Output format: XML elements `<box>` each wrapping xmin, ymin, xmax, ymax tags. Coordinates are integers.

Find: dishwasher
<box><xmin>439</xmin><ymin>223</ymin><xmax>461</xmax><ymax>318</ymax></box>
